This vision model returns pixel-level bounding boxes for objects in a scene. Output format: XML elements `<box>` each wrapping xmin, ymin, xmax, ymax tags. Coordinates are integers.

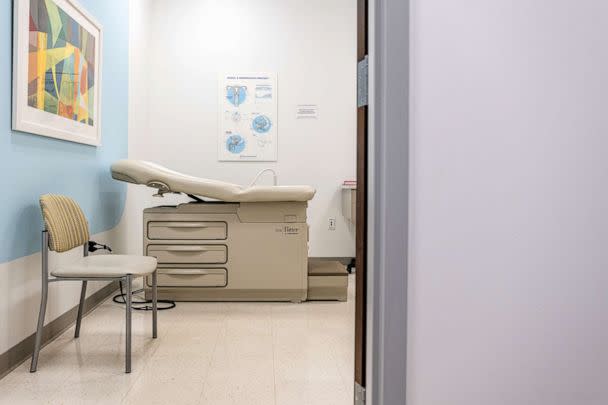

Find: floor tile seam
<box><xmin>197</xmin><ymin>316</ymin><xmax>229</xmax><ymax>403</ymax></box>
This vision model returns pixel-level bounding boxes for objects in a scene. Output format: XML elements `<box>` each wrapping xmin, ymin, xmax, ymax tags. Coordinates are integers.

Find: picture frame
<box><xmin>12</xmin><ymin>0</ymin><xmax>103</xmax><ymax>146</ymax></box>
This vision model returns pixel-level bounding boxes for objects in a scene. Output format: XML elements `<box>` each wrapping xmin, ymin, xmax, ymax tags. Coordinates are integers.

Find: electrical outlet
<box><xmin>329</xmin><ymin>218</ymin><xmax>336</xmax><ymax>231</ymax></box>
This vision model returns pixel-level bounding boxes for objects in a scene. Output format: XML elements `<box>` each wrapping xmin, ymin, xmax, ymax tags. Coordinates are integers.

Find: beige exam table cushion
<box><xmin>52</xmin><ymin>255</ymin><xmax>157</xmax><ymax>278</ymax></box>
<box><xmin>111</xmin><ymin>160</ymin><xmax>316</xmax><ymax>202</ymax></box>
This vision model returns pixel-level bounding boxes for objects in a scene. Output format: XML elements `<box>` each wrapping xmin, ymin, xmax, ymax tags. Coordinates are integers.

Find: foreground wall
<box><xmin>408</xmin><ymin>1</ymin><xmax>608</xmax><ymax>404</ymax></box>
<box><xmin>0</xmin><ymin>0</ymin><xmax>129</xmax><ymax>357</ymax></box>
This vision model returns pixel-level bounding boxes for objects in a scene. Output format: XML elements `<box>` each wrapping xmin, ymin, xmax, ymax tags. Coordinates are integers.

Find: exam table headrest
<box><xmin>110</xmin><ymin>160</ymin><xmax>316</xmax><ymax>202</ymax></box>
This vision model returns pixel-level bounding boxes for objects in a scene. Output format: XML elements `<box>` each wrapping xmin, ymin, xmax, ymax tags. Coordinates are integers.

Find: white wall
<box><xmin>408</xmin><ymin>1</ymin><xmax>608</xmax><ymax>404</ymax></box>
<box><xmin>125</xmin><ymin>0</ymin><xmax>357</xmax><ymax>257</ymax></box>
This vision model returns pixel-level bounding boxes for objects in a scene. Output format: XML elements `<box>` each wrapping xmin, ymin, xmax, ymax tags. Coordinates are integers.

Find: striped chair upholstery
<box><xmin>39</xmin><ymin>194</ymin><xmax>90</xmax><ymax>253</ymax></box>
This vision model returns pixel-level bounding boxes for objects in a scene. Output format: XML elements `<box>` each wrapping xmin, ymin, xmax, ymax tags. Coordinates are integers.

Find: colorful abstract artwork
<box><xmin>28</xmin><ymin>0</ymin><xmax>96</xmax><ymax>126</ymax></box>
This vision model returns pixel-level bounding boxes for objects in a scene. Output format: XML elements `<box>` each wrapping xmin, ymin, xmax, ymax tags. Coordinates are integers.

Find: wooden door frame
<box><xmin>355</xmin><ymin>0</ymin><xmax>369</xmax><ymax>395</ymax></box>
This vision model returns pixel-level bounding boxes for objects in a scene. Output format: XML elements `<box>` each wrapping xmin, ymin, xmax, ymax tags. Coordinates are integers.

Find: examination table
<box><xmin>111</xmin><ymin>160</ymin><xmax>348</xmax><ymax>302</ymax></box>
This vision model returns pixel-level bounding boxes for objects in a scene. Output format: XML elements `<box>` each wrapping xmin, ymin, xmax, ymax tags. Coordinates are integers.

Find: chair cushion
<box><xmin>52</xmin><ymin>255</ymin><xmax>157</xmax><ymax>278</ymax></box>
<box><xmin>40</xmin><ymin>194</ymin><xmax>90</xmax><ymax>253</ymax></box>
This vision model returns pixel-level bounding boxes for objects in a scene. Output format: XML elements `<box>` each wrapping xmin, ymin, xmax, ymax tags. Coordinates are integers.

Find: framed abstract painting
<box><xmin>12</xmin><ymin>0</ymin><xmax>102</xmax><ymax>146</ymax></box>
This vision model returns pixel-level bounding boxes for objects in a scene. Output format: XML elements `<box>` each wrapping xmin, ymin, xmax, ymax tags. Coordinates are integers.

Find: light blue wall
<box><xmin>0</xmin><ymin>0</ymin><xmax>129</xmax><ymax>263</ymax></box>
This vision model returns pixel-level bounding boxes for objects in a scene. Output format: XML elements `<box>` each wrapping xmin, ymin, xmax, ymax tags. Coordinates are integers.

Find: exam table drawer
<box><xmin>147</xmin><ymin>221</ymin><xmax>227</xmax><ymax>240</ymax></box>
<box><xmin>148</xmin><ymin>268</ymin><xmax>227</xmax><ymax>287</ymax></box>
<box><xmin>147</xmin><ymin>245</ymin><xmax>227</xmax><ymax>264</ymax></box>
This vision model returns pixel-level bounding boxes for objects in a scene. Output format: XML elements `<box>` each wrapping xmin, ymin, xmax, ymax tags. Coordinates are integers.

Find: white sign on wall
<box><xmin>218</xmin><ymin>73</ymin><xmax>277</xmax><ymax>161</ymax></box>
<box><xmin>296</xmin><ymin>104</ymin><xmax>318</xmax><ymax>119</ymax></box>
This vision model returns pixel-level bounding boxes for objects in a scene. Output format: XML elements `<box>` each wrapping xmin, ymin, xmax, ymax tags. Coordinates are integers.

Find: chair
<box><xmin>30</xmin><ymin>194</ymin><xmax>158</xmax><ymax>374</ymax></box>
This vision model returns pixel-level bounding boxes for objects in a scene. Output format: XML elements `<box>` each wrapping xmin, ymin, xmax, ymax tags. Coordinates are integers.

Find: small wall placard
<box><xmin>296</xmin><ymin>104</ymin><xmax>318</xmax><ymax>119</ymax></box>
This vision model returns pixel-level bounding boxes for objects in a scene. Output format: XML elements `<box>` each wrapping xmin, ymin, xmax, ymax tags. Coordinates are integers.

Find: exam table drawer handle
<box><xmin>147</xmin><ymin>268</ymin><xmax>228</xmax><ymax>287</ymax></box>
<box><xmin>163</xmin><ymin>246</ymin><xmax>215</xmax><ymax>253</ymax></box>
<box><xmin>163</xmin><ymin>269</ymin><xmax>220</xmax><ymax>275</ymax></box>
<box><xmin>147</xmin><ymin>221</ymin><xmax>227</xmax><ymax>240</ymax></box>
<box><xmin>147</xmin><ymin>245</ymin><xmax>228</xmax><ymax>264</ymax></box>
<box><xmin>153</xmin><ymin>223</ymin><xmax>221</xmax><ymax>228</ymax></box>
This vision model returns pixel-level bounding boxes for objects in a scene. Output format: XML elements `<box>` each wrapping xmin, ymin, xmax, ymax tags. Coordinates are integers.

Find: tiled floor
<box><xmin>0</xmin><ymin>275</ymin><xmax>355</xmax><ymax>405</ymax></box>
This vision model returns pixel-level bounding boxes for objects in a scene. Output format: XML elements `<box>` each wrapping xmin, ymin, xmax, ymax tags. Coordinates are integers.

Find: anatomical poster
<box><xmin>218</xmin><ymin>73</ymin><xmax>277</xmax><ymax>161</ymax></box>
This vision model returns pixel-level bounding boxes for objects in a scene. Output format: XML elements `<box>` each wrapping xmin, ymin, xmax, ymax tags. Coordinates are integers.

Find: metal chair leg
<box><xmin>74</xmin><ymin>281</ymin><xmax>87</xmax><ymax>338</ymax></box>
<box><xmin>30</xmin><ymin>279</ymin><xmax>48</xmax><ymax>373</ymax></box>
<box><xmin>152</xmin><ymin>271</ymin><xmax>158</xmax><ymax>338</ymax></box>
<box><xmin>31</xmin><ymin>232</ymin><xmax>50</xmax><ymax>373</ymax></box>
<box><xmin>125</xmin><ymin>275</ymin><xmax>132</xmax><ymax>373</ymax></box>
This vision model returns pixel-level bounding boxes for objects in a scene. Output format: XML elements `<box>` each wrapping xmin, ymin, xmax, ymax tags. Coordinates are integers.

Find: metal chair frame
<box><xmin>30</xmin><ymin>231</ymin><xmax>158</xmax><ymax>374</ymax></box>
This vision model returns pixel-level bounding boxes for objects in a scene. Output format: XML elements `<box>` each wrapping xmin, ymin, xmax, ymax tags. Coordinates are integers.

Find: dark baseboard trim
<box><xmin>0</xmin><ymin>281</ymin><xmax>119</xmax><ymax>380</ymax></box>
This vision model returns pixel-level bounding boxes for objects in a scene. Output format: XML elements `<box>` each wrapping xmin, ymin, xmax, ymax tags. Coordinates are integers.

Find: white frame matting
<box><xmin>12</xmin><ymin>0</ymin><xmax>103</xmax><ymax>146</ymax></box>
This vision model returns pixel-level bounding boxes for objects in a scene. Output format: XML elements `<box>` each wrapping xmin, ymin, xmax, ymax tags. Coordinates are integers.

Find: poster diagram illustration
<box><xmin>219</xmin><ymin>73</ymin><xmax>277</xmax><ymax>161</ymax></box>
<box><xmin>252</xmin><ymin>115</ymin><xmax>272</xmax><ymax>134</ymax></box>
<box><xmin>226</xmin><ymin>134</ymin><xmax>246</xmax><ymax>154</ymax></box>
